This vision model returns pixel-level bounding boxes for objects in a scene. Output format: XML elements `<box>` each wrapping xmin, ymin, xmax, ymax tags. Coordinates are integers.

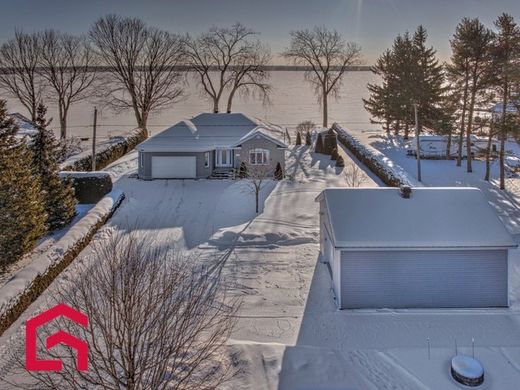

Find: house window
<box><xmin>249</xmin><ymin>148</ymin><xmax>269</xmax><ymax>165</ymax></box>
<box><xmin>204</xmin><ymin>152</ymin><xmax>210</xmax><ymax>168</ymax></box>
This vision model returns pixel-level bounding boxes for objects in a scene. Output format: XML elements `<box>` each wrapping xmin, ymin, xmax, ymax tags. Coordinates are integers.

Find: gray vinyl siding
<box><xmin>236</xmin><ymin>138</ymin><xmax>286</xmax><ymax>175</ymax></box>
<box><xmin>340</xmin><ymin>249</ymin><xmax>508</xmax><ymax>309</ymax></box>
<box><xmin>138</xmin><ymin>151</ymin><xmax>213</xmax><ymax>180</ymax></box>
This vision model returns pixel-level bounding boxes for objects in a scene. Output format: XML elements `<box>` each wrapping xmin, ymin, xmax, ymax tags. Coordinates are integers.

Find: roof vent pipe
<box><xmin>399</xmin><ymin>185</ymin><xmax>412</xmax><ymax>199</ymax></box>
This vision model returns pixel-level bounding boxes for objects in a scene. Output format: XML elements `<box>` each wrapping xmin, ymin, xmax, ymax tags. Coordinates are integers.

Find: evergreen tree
<box><xmin>238</xmin><ymin>161</ymin><xmax>248</xmax><ymax>178</ymax></box>
<box><xmin>448</xmin><ymin>18</ymin><xmax>495</xmax><ymax>171</ymax></box>
<box><xmin>0</xmin><ymin>100</ymin><xmax>46</xmax><ymax>269</ymax></box>
<box><xmin>492</xmin><ymin>14</ymin><xmax>520</xmax><ymax>189</ymax></box>
<box><xmin>295</xmin><ymin>131</ymin><xmax>302</xmax><ymax>145</ymax></box>
<box><xmin>323</xmin><ymin>128</ymin><xmax>338</xmax><ymax>155</ymax></box>
<box><xmin>315</xmin><ymin>132</ymin><xmax>324</xmax><ymax>153</ymax></box>
<box><xmin>274</xmin><ymin>162</ymin><xmax>283</xmax><ymax>180</ymax></box>
<box><xmin>30</xmin><ymin>103</ymin><xmax>76</xmax><ymax>229</ymax></box>
<box><xmin>330</xmin><ymin>147</ymin><xmax>338</xmax><ymax>161</ymax></box>
<box><xmin>335</xmin><ymin>155</ymin><xmax>345</xmax><ymax>167</ymax></box>
<box><xmin>365</xmin><ymin>27</ymin><xmax>445</xmax><ymax>140</ymax></box>
<box><xmin>305</xmin><ymin>131</ymin><xmax>312</xmax><ymax>146</ymax></box>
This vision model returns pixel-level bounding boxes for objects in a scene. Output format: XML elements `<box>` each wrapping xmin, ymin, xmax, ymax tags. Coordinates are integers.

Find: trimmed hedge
<box><xmin>0</xmin><ymin>191</ymin><xmax>125</xmax><ymax>336</ymax></box>
<box><xmin>59</xmin><ymin>172</ymin><xmax>113</xmax><ymax>204</ymax></box>
<box><xmin>62</xmin><ymin>128</ymin><xmax>147</xmax><ymax>172</ymax></box>
<box><xmin>332</xmin><ymin>123</ymin><xmax>412</xmax><ymax>187</ymax></box>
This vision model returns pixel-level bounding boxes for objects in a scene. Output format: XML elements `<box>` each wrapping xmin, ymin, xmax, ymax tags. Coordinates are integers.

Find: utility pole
<box><xmin>91</xmin><ymin>107</ymin><xmax>97</xmax><ymax>171</ymax></box>
<box><xmin>414</xmin><ymin>103</ymin><xmax>421</xmax><ymax>182</ymax></box>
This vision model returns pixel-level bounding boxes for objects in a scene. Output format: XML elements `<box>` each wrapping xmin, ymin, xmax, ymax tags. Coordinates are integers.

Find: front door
<box><xmin>216</xmin><ymin>149</ymin><xmax>232</xmax><ymax>167</ymax></box>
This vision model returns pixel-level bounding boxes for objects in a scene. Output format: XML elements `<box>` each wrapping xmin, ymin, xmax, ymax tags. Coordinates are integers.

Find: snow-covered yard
<box><xmin>2</xmin><ymin>143</ymin><xmax>520</xmax><ymax>389</ymax></box>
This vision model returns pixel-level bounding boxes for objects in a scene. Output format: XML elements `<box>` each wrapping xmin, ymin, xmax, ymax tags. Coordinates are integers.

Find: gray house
<box><xmin>316</xmin><ymin>187</ymin><xmax>517</xmax><ymax>309</ymax></box>
<box><xmin>137</xmin><ymin>113</ymin><xmax>287</xmax><ymax>180</ymax></box>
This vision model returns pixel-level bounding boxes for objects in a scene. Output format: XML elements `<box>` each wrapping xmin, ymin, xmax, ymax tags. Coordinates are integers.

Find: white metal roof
<box><xmin>137</xmin><ymin>113</ymin><xmax>286</xmax><ymax>152</ymax></box>
<box><xmin>316</xmin><ymin>187</ymin><xmax>517</xmax><ymax>249</ymax></box>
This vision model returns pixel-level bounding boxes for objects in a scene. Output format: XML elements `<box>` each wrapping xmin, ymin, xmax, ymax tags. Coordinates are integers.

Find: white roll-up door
<box><xmin>340</xmin><ymin>249</ymin><xmax>508</xmax><ymax>309</ymax></box>
<box><xmin>151</xmin><ymin>156</ymin><xmax>196</xmax><ymax>179</ymax></box>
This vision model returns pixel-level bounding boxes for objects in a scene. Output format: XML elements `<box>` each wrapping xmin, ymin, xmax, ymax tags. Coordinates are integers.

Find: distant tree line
<box><xmin>364</xmin><ymin>13</ymin><xmax>520</xmax><ymax>190</ymax></box>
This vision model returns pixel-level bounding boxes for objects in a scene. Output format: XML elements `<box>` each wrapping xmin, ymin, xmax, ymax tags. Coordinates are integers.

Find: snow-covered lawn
<box><xmin>2</xmin><ymin>144</ymin><xmax>520</xmax><ymax>389</ymax></box>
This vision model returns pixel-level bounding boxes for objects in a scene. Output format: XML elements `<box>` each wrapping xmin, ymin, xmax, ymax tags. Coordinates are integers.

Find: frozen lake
<box><xmin>3</xmin><ymin>71</ymin><xmax>380</xmax><ymax>140</ymax></box>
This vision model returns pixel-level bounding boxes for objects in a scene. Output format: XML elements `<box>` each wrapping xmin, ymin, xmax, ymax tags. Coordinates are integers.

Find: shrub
<box><xmin>59</xmin><ymin>172</ymin><xmax>113</xmax><ymax>204</ymax></box>
<box><xmin>315</xmin><ymin>133</ymin><xmax>324</xmax><ymax>153</ymax></box>
<box><xmin>295</xmin><ymin>131</ymin><xmax>302</xmax><ymax>145</ymax></box>
<box><xmin>333</xmin><ymin>123</ymin><xmax>412</xmax><ymax>187</ymax></box>
<box><xmin>331</xmin><ymin>147</ymin><xmax>339</xmax><ymax>160</ymax></box>
<box><xmin>323</xmin><ymin>129</ymin><xmax>338</xmax><ymax>155</ymax></box>
<box><xmin>336</xmin><ymin>155</ymin><xmax>345</xmax><ymax>167</ymax></box>
<box><xmin>238</xmin><ymin>161</ymin><xmax>248</xmax><ymax>178</ymax></box>
<box><xmin>274</xmin><ymin>162</ymin><xmax>283</xmax><ymax>180</ymax></box>
<box><xmin>305</xmin><ymin>131</ymin><xmax>312</xmax><ymax>146</ymax></box>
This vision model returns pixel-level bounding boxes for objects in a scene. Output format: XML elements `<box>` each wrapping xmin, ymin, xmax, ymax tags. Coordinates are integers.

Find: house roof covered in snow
<box><xmin>9</xmin><ymin>112</ymin><xmax>38</xmax><ymax>138</ymax></box>
<box><xmin>137</xmin><ymin>113</ymin><xmax>287</xmax><ymax>152</ymax></box>
<box><xmin>316</xmin><ymin>187</ymin><xmax>516</xmax><ymax>249</ymax></box>
<box><xmin>490</xmin><ymin>102</ymin><xmax>518</xmax><ymax>114</ymax></box>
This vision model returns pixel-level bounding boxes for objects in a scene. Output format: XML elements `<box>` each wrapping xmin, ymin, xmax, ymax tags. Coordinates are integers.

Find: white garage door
<box><xmin>340</xmin><ymin>249</ymin><xmax>508</xmax><ymax>309</ymax></box>
<box><xmin>151</xmin><ymin>156</ymin><xmax>196</xmax><ymax>179</ymax></box>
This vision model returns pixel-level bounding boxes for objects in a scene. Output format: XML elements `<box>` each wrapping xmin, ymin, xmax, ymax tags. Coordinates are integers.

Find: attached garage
<box><xmin>316</xmin><ymin>187</ymin><xmax>517</xmax><ymax>309</ymax></box>
<box><xmin>151</xmin><ymin>156</ymin><xmax>196</xmax><ymax>179</ymax></box>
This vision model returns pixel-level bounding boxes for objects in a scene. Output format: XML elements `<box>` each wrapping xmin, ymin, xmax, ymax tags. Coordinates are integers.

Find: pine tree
<box><xmin>0</xmin><ymin>100</ymin><xmax>46</xmax><ymax>269</ymax></box>
<box><xmin>305</xmin><ymin>131</ymin><xmax>312</xmax><ymax>146</ymax></box>
<box><xmin>30</xmin><ymin>103</ymin><xmax>76</xmax><ymax>229</ymax></box>
<box><xmin>315</xmin><ymin>133</ymin><xmax>324</xmax><ymax>153</ymax></box>
<box><xmin>295</xmin><ymin>131</ymin><xmax>302</xmax><ymax>145</ymax></box>
<box><xmin>365</xmin><ymin>27</ymin><xmax>445</xmax><ymax>140</ymax></box>
<box><xmin>492</xmin><ymin>14</ymin><xmax>520</xmax><ymax>189</ymax></box>
<box><xmin>448</xmin><ymin>18</ymin><xmax>495</xmax><ymax>171</ymax></box>
<box><xmin>274</xmin><ymin>162</ymin><xmax>283</xmax><ymax>180</ymax></box>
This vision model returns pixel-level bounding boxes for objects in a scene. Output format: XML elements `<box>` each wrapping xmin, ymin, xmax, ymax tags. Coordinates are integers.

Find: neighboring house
<box><xmin>137</xmin><ymin>113</ymin><xmax>288</xmax><ymax>180</ymax></box>
<box><xmin>316</xmin><ymin>187</ymin><xmax>516</xmax><ymax>309</ymax></box>
<box><xmin>10</xmin><ymin>112</ymin><xmax>38</xmax><ymax>140</ymax></box>
<box><xmin>407</xmin><ymin>134</ymin><xmax>499</xmax><ymax>158</ymax></box>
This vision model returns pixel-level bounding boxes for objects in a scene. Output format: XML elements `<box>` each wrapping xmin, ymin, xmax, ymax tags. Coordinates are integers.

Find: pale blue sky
<box><xmin>1</xmin><ymin>0</ymin><xmax>519</xmax><ymax>63</ymax></box>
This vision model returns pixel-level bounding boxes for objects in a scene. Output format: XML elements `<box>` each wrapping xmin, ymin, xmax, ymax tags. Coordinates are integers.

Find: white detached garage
<box><xmin>316</xmin><ymin>187</ymin><xmax>517</xmax><ymax>309</ymax></box>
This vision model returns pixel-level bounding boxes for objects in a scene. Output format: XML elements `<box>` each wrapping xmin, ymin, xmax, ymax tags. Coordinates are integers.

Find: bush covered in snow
<box><xmin>61</xmin><ymin>128</ymin><xmax>147</xmax><ymax>172</ymax></box>
<box><xmin>332</xmin><ymin>123</ymin><xmax>412</xmax><ymax>187</ymax></box>
<box><xmin>59</xmin><ymin>172</ymin><xmax>113</xmax><ymax>204</ymax></box>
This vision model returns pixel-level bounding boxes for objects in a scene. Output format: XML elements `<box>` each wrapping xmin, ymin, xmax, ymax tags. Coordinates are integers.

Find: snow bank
<box><xmin>333</xmin><ymin>123</ymin><xmax>413</xmax><ymax>187</ymax></box>
<box><xmin>0</xmin><ymin>190</ymin><xmax>125</xmax><ymax>335</ymax></box>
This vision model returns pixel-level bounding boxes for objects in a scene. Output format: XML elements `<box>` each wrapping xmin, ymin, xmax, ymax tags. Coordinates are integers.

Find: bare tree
<box><xmin>3</xmin><ymin>230</ymin><xmax>239</xmax><ymax>390</ymax></box>
<box><xmin>89</xmin><ymin>15</ymin><xmax>185</xmax><ymax>132</ymax></box>
<box><xmin>240</xmin><ymin>162</ymin><xmax>273</xmax><ymax>213</ymax></box>
<box><xmin>225</xmin><ymin>43</ymin><xmax>271</xmax><ymax>113</ymax></box>
<box><xmin>282</xmin><ymin>27</ymin><xmax>361</xmax><ymax>127</ymax></box>
<box><xmin>296</xmin><ymin>121</ymin><xmax>316</xmax><ymax>134</ymax></box>
<box><xmin>185</xmin><ymin>23</ymin><xmax>269</xmax><ymax>113</ymax></box>
<box><xmin>0</xmin><ymin>31</ymin><xmax>44</xmax><ymax>122</ymax></box>
<box><xmin>39</xmin><ymin>30</ymin><xmax>97</xmax><ymax>139</ymax></box>
<box><xmin>343</xmin><ymin>161</ymin><xmax>366</xmax><ymax>187</ymax></box>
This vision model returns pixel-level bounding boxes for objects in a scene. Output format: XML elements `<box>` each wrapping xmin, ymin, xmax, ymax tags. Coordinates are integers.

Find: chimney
<box><xmin>399</xmin><ymin>185</ymin><xmax>412</xmax><ymax>199</ymax></box>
